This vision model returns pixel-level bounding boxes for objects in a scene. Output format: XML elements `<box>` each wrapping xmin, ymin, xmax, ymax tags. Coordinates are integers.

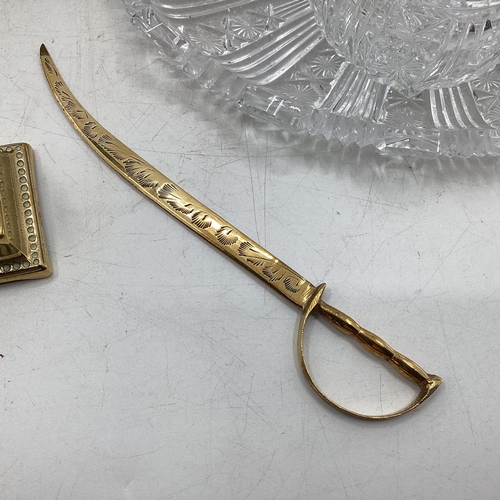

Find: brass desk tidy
<box><xmin>0</xmin><ymin>143</ymin><xmax>51</xmax><ymax>284</ymax></box>
<box><xmin>41</xmin><ymin>45</ymin><xmax>441</xmax><ymax>419</ymax></box>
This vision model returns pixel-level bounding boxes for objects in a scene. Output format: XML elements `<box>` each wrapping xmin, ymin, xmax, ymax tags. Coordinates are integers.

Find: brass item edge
<box><xmin>0</xmin><ymin>142</ymin><xmax>52</xmax><ymax>284</ymax></box>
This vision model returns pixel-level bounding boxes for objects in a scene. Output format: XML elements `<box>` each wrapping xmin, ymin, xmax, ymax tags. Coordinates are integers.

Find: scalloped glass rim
<box><xmin>123</xmin><ymin>0</ymin><xmax>500</xmax><ymax>157</ymax></box>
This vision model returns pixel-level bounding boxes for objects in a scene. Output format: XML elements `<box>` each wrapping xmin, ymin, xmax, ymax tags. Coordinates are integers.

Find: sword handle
<box><xmin>298</xmin><ymin>284</ymin><xmax>441</xmax><ymax>419</ymax></box>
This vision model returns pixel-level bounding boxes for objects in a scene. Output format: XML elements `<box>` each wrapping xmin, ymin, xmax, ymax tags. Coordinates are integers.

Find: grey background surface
<box><xmin>1</xmin><ymin>1</ymin><xmax>499</xmax><ymax>498</ymax></box>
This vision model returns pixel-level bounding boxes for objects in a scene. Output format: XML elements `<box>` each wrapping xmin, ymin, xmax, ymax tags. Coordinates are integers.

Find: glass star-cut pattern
<box><xmin>124</xmin><ymin>0</ymin><xmax>500</xmax><ymax>156</ymax></box>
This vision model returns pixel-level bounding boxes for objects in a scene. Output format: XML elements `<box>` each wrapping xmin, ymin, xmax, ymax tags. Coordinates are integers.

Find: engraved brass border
<box><xmin>0</xmin><ymin>143</ymin><xmax>51</xmax><ymax>284</ymax></box>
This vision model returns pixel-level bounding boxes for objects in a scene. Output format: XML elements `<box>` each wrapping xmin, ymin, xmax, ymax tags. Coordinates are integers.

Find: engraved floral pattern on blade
<box><xmin>158</xmin><ymin>184</ymin><xmax>214</xmax><ymax>229</ymax></box>
<box><xmin>158</xmin><ymin>184</ymin><xmax>196</xmax><ymax>214</ymax></box>
<box><xmin>216</xmin><ymin>226</ymin><xmax>239</xmax><ymax>246</ymax></box>
<box><xmin>42</xmin><ymin>46</ymin><xmax>310</xmax><ymax>300</ymax></box>
<box><xmin>239</xmin><ymin>242</ymin><xmax>304</xmax><ymax>293</ymax></box>
<box><xmin>42</xmin><ymin>55</ymin><xmax>59</xmax><ymax>77</ymax></box>
<box><xmin>98</xmin><ymin>135</ymin><xmax>159</xmax><ymax>188</ymax></box>
<box><xmin>53</xmin><ymin>81</ymin><xmax>90</xmax><ymax>121</ymax></box>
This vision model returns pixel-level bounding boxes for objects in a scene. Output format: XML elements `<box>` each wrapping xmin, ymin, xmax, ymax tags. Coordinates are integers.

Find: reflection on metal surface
<box><xmin>41</xmin><ymin>44</ymin><xmax>441</xmax><ymax>419</ymax></box>
<box><xmin>0</xmin><ymin>143</ymin><xmax>51</xmax><ymax>285</ymax></box>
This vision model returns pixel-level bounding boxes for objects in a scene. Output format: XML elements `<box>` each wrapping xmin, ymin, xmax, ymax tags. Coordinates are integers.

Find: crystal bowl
<box><xmin>311</xmin><ymin>0</ymin><xmax>500</xmax><ymax>91</ymax></box>
<box><xmin>123</xmin><ymin>0</ymin><xmax>500</xmax><ymax>157</ymax></box>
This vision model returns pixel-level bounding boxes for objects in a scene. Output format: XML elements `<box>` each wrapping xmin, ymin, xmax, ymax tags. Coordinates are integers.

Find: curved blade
<box><xmin>40</xmin><ymin>44</ymin><xmax>315</xmax><ymax>307</ymax></box>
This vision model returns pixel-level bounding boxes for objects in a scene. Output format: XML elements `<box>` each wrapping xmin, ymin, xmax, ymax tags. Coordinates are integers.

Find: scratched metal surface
<box><xmin>1</xmin><ymin>1</ymin><xmax>499</xmax><ymax>499</ymax></box>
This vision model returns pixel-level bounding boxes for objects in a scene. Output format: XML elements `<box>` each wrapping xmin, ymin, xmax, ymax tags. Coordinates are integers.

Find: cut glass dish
<box><xmin>123</xmin><ymin>0</ymin><xmax>500</xmax><ymax>157</ymax></box>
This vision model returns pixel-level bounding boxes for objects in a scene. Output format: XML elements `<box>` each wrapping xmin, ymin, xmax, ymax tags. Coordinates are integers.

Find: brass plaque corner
<box><xmin>0</xmin><ymin>143</ymin><xmax>51</xmax><ymax>284</ymax></box>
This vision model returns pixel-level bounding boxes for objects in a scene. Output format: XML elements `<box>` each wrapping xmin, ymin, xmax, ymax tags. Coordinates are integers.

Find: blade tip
<box><xmin>40</xmin><ymin>44</ymin><xmax>48</xmax><ymax>57</ymax></box>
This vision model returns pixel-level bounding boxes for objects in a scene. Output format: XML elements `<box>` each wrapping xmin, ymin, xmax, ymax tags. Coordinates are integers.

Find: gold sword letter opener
<box><xmin>41</xmin><ymin>45</ymin><xmax>441</xmax><ymax>419</ymax></box>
